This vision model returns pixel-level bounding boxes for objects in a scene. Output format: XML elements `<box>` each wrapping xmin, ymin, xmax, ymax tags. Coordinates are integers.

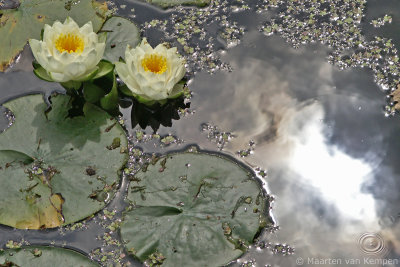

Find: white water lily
<box><xmin>29</xmin><ymin>17</ymin><xmax>105</xmax><ymax>83</ymax></box>
<box><xmin>115</xmin><ymin>38</ymin><xmax>186</xmax><ymax>103</ymax></box>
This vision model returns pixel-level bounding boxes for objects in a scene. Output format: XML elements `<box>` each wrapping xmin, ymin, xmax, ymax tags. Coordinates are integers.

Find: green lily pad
<box><xmin>0</xmin><ymin>94</ymin><xmax>128</xmax><ymax>229</ymax></box>
<box><xmin>101</xmin><ymin>16</ymin><xmax>141</xmax><ymax>63</ymax></box>
<box><xmin>0</xmin><ymin>246</ymin><xmax>98</xmax><ymax>266</ymax></box>
<box><xmin>143</xmin><ymin>0</ymin><xmax>210</xmax><ymax>8</ymax></box>
<box><xmin>121</xmin><ymin>152</ymin><xmax>266</xmax><ymax>266</ymax></box>
<box><xmin>0</xmin><ymin>0</ymin><xmax>109</xmax><ymax>72</ymax></box>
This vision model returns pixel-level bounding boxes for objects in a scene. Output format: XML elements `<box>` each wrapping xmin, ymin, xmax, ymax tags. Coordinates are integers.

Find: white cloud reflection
<box><xmin>288</xmin><ymin>103</ymin><xmax>376</xmax><ymax>220</ymax></box>
<box><xmin>169</xmin><ymin>32</ymin><xmax>396</xmax><ymax>265</ymax></box>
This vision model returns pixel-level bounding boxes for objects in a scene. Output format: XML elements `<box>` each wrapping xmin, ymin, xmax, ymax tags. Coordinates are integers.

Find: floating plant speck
<box><xmin>371</xmin><ymin>14</ymin><xmax>392</xmax><ymax>28</ymax></box>
<box><xmin>257</xmin><ymin>0</ymin><xmax>400</xmax><ymax>115</ymax></box>
<box><xmin>237</xmin><ymin>140</ymin><xmax>256</xmax><ymax>158</ymax></box>
<box><xmin>201</xmin><ymin>122</ymin><xmax>235</xmax><ymax>150</ymax></box>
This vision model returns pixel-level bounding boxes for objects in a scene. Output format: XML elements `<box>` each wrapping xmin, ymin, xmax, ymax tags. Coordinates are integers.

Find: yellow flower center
<box><xmin>55</xmin><ymin>33</ymin><xmax>84</xmax><ymax>54</ymax></box>
<box><xmin>141</xmin><ymin>54</ymin><xmax>167</xmax><ymax>74</ymax></box>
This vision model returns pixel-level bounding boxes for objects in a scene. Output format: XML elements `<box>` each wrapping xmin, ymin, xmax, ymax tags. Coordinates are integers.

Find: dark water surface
<box><xmin>1</xmin><ymin>0</ymin><xmax>400</xmax><ymax>266</ymax></box>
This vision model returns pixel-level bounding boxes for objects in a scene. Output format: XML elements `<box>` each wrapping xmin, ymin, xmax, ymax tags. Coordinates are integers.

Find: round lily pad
<box><xmin>121</xmin><ymin>152</ymin><xmax>266</xmax><ymax>266</ymax></box>
<box><xmin>0</xmin><ymin>0</ymin><xmax>108</xmax><ymax>71</ymax></box>
<box><xmin>101</xmin><ymin>16</ymin><xmax>141</xmax><ymax>63</ymax></box>
<box><xmin>0</xmin><ymin>94</ymin><xmax>128</xmax><ymax>229</ymax></box>
<box><xmin>0</xmin><ymin>246</ymin><xmax>98</xmax><ymax>266</ymax></box>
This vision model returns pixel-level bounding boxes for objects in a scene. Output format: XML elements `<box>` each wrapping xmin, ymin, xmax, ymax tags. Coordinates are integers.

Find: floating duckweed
<box><xmin>237</xmin><ymin>140</ymin><xmax>256</xmax><ymax>158</ymax></box>
<box><xmin>32</xmin><ymin>248</ymin><xmax>42</xmax><ymax>257</ymax></box>
<box><xmin>146</xmin><ymin>252</ymin><xmax>166</xmax><ymax>266</ymax></box>
<box><xmin>241</xmin><ymin>259</ymin><xmax>256</xmax><ymax>267</ymax></box>
<box><xmin>371</xmin><ymin>14</ymin><xmax>392</xmax><ymax>28</ymax></box>
<box><xmin>201</xmin><ymin>123</ymin><xmax>235</xmax><ymax>150</ymax></box>
<box><xmin>256</xmin><ymin>0</ymin><xmax>400</xmax><ymax>114</ymax></box>
<box><xmin>5</xmin><ymin>240</ymin><xmax>22</xmax><ymax>249</ymax></box>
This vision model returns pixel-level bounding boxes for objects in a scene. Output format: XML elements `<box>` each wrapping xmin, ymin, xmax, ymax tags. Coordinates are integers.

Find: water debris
<box><xmin>160</xmin><ymin>134</ymin><xmax>183</xmax><ymax>146</ymax></box>
<box><xmin>254</xmin><ymin>167</ymin><xmax>267</xmax><ymax>178</ymax></box>
<box><xmin>32</xmin><ymin>248</ymin><xmax>42</xmax><ymax>257</ymax></box>
<box><xmin>237</xmin><ymin>140</ymin><xmax>255</xmax><ymax>157</ymax></box>
<box><xmin>0</xmin><ymin>109</ymin><xmax>15</xmax><ymax>133</ymax></box>
<box><xmin>85</xmin><ymin>166</ymin><xmax>96</xmax><ymax>176</ymax></box>
<box><xmin>371</xmin><ymin>15</ymin><xmax>392</xmax><ymax>28</ymax></box>
<box><xmin>257</xmin><ymin>0</ymin><xmax>400</xmax><ymax>115</ymax></box>
<box><xmin>146</xmin><ymin>252</ymin><xmax>166</xmax><ymax>266</ymax></box>
<box><xmin>201</xmin><ymin>123</ymin><xmax>235</xmax><ymax>150</ymax></box>
<box><xmin>107</xmin><ymin>137</ymin><xmax>121</xmax><ymax>150</ymax></box>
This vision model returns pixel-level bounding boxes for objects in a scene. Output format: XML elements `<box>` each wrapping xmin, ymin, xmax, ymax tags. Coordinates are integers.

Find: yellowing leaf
<box><xmin>391</xmin><ymin>84</ymin><xmax>400</xmax><ymax>110</ymax></box>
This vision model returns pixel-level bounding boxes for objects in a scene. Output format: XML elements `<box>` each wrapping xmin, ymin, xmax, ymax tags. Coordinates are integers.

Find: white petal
<box><xmin>154</xmin><ymin>43</ymin><xmax>168</xmax><ymax>54</ymax></box>
<box><xmin>140</xmin><ymin>39</ymin><xmax>154</xmax><ymax>53</ymax></box>
<box><xmin>115</xmin><ymin>62</ymin><xmax>142</xmax><ymax>95</ymax></box>
<box><xmin>49</xmin><ymin>71</ymin><xmax>68</xmax><ymax>82</ymax></box>
<box><xmin>94</xmin><ymin>42</ymin><xmax>105</xmax><ymax>62</ymax></box>
<box><xmin>64</xmin><ymin>62</ymin><xmax>87</xmax><ymax>79</ymax></box>
<box><xmin>51</xmin><ymin>21</ymin><xmax>64</xmax><ymax>33</ymax></box>
<box><xmin>80</xmin><ymin>21</ymin><xmax>94</xmax><ymax>36</ymax></box>
<box><xmin>64</xmin><ymin>17</ymin><xmax>80</xmax><ymax>30</ymax></box>
<box><xmin>169</xmin><ymin>82</ymin><xmax>184</xmax><ymax>96</ymax></box>
<box><xmin>29</xmin><ymin>39</ymin><xmax>43</xmax><ymax>61</ymax></box>
<box><xmin>42</xmin><ymin>24</ymin><xmax>54</xmax><ymax>42</ymax></box>
<box><xmin>46</xmin><ymin>56</ymin><xmax>65</xmax><ymax>73</ymax></box>
<box><xmin>140</xmin><ymin>85</ymin><xmax>168</xmax><ymax>100</ymax></box>
<box><xmin>80</xmin><ymin>49</ymin><xmax>97</xmax><ymax>69</ymax></box>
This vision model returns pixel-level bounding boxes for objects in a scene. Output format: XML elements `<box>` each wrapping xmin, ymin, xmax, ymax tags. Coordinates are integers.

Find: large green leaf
<box><xmin>0</xmin><ymin>246</ymin><xmax>98</xmax><ymax>266</ymax></box>
<box><xmin>101</xmin><ymin>16</ymin><xmax>141</xmax><ymax>63</ymax></box>
<box><xmin>142</xmin><ymin>0</ymin><xmax>210</xmax><ymax>8</ymax></box>
<box><xmin>0</xmin><ymin>94</ymin><xmax>128</xmax><ymax>229</ymax></box>
<box><xmin>121</xmin><ymin>152</ymin><xmax>266</xmax><ymax>266</ymax></box>
<box><xmin>0</xmin><ymin>0</ymin><xmax>109</xmax><ymax>72</ymax></box>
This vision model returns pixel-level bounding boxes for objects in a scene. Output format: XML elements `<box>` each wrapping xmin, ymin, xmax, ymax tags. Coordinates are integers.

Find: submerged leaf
<box><xmin>0</xmin><ymin>94</ymin><xmax>127</xmax><ymax>229</ymax></box>
<box><xmin>0</xmin><ymin>246</ymin><xmax>98</xmax><ymax>266</ymax></box>
<box><xmin>121</xmin><ymin>152</ymin><xmax>267</xmax><ymax>266</ymax></box>
<box><xmin>0</xmin><ymin>0</ymin><xmax>108</xmax><ymax>72</ymax></box>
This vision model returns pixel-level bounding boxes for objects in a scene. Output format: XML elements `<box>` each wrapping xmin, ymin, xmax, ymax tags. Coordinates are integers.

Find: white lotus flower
<box><xmin>29</xmin><ymin>17</ymin><xmax>105</xmax><ymax>83</ymax></box>
<box><xmin>115</xmin><ymin>38</ymin><xmax>186</xmax><ymax>103</ymax></box>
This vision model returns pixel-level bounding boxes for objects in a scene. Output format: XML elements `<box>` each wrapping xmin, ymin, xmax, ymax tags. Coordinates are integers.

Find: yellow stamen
<box><xmin>55</xmin><ymin>33</ymin><xmax>84</xmax><ymax>54</ymax></box>
<box><xmin>141</xmin><ymin>54</ymin><xmax>167</xmax><ymax>74</ymax></box>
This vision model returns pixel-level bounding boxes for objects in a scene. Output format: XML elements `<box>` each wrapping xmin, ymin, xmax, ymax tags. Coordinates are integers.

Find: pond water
<box><xmin>1</xmin><ymin>0</ymin><xmax>400</xmax><ymax>266</ymax></box>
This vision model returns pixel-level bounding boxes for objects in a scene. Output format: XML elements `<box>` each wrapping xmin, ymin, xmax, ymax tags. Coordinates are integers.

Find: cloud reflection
<box><xmin>180</xmin><ymin>32</ymin><xmax>398</xmax><ymax>265</ymax></box>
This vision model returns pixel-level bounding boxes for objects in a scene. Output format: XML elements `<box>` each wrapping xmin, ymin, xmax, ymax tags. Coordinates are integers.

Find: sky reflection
<box><xmin>177</xmin><ymin>30</ymin><xmax>400</xmax><ymax>266</ymax></box>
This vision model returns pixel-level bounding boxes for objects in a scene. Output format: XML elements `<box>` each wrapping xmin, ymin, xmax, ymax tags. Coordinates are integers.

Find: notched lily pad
<box><xmin>121</xmin><ymin>152</ymin><xmax>267</xmax><ymax>267</ymax></box>
<box><xmin>0</xmin><ymin>94</ymin><xmax>128</xmax><ymax>229</ymax></box>
<box><xmin>0</xmin><ymin>246</ymin><xmax>98</xmax><ymax>266</ymax></box>
<box><xmin>142</xmin><ymin>0</ymin><xmax>210</xmax><ymax>8</ymax></box>
<box><xmin>0</xmin><ymin>0</ymin><xmax>108</xmax><ymax>72</ymax></box>
<box><xmin>101</xmin><ymin>16</ymin><xmax>141</xmax><ymax>63</ymax></box>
